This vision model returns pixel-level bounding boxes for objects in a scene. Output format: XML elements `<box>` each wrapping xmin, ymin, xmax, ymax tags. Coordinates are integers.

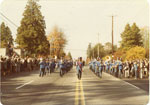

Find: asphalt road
<box><xmin>1</xmin><ymin>66</ymin><xmax>149</xmax><ymax>105</ymax></box>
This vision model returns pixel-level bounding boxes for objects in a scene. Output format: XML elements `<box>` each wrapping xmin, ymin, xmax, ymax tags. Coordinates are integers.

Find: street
<box><xmin>0</xmin><ymin>0</ymin><xmax>149</xmax><ymax>105</ymax></box>
<box><xmin>1</xmin><ymin>66</ymin><xmax>149</xmax><ymax>105</ymax></box>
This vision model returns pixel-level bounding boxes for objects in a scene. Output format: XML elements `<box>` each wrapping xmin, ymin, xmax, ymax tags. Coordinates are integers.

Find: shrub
<box><xmin>125</xmin><ymin>46</ymin><xmax>146</xmax><ymax>60</ymax></box>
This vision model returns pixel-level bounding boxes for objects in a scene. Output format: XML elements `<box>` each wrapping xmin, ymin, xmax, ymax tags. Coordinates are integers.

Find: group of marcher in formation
<box><xmin>89</xmin><ymin>58</ymin><xmax>149</xmax><ymax>79</ymax></box>
<box><xmin>39</xmin><ymin>58</ymin><xmax>73</xmax><ymax>77</ymax></box>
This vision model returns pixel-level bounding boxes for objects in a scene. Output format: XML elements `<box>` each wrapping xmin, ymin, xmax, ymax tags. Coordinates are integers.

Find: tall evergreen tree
<box><xmin>120</xmin><ymin>23</ymin><xmax>143</xmax><ymax>50</ymax></box>
<box><xmin>131</xmin><ymin>23</ymin><xmax>143</xmax><ymax>46</ymax></box>
<box><xmin>120</xmin><ymin>24</ymin><xmax>133</xmax><ymax>50</ymax></box>
<box><xmin>0</xmin><ymin>22</ymin><xmax>13</xmax><ymax>48</ymax></box>
<box><xmin>16</xmin><ymin>0</ymin><xmax>49</xmax><ymax>56</ymax></box>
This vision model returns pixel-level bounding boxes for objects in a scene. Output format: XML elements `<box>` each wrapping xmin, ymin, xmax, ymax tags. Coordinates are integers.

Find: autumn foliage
<box><xmin>125</xmin><ymin>46</ymin><xmax>146</xmax><ymax>60</ymax></box>
<box><xmin>47</xmin><ymin>26</ymin><xmax>67</xmax><ymax>58</ymax></box>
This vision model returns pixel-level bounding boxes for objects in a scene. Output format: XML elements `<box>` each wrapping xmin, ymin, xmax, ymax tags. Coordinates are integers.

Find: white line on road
<box><xmin>103</xmin><ymin>72</ymin><xmax>140</xmax><ymax>90</ymax></box>
<box><xmin>123</xmin><ymin>81</ymin><xmax>140</xmax><ymax>90</ymax></box>
<box><xmin>16</xmin><ymin>80</ymin><xmax>34</xmax><ymax>89</ymax></box>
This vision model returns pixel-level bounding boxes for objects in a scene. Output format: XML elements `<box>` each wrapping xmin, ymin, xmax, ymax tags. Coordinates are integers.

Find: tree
<box><xmin>120</xmin><ymin>24</ymin><xmax>133</xmax><ymax>50</ymax></box>
<box><xmin>59</xmin><ymin>49</ymin><xmax>66</xmax><ymax>58</ymax></box>
<box><xmin>16</xmin><ymin>0</ymin><xmax>49</xmax><ymax>57</ymax></box>
<box><xmin>93</xmin><ymin>43</ymin><xmax>105</xmax><ymax>59</ymax></box>
<box><xmin>86</xmin><ymin>42</ymin><xmax>117</xmax><ymax>59</ymax></box>
<box><xmin>87</xmin><ymin>43</ymin><xmax>92</xmax><ymax>59</ymax></box>
<box><xmin>120</xmin><ymin>23</ymin><xmax>143</xmax><ymax>50</ymax></box>
<box><xmin>0</xmin><ymin>22</ymin><xmax>13</xmax><ymax>48</ymax></box>
<box><xmin>125</xmin><ymin>46</ymin><xmax>146</xmax><ymax>60</ymax></box>
<box><xmin>104</xmin><ymin>42</ymin><xmax>117</xmax><ymax>55</ymax></box>
<box><xmin>140</xmin><ymin>26</ymin><xmax>149</xmax><ymax>58</ymax></box>
<box><xmin>47</xmin><ymin>26</ymin><xmax>67</xmax><ymax>58</ymax></box>
<box><xmin>66</xmin><ymin>52</ymin><xmax>72</xmax><ymax>60</ymax></box>
<box><xmin>113</xmin><ymin>49</ymin><xmax>126</xmax><ymax>61</ymax></box>
<box><xmin>131</xmin><ymin>23</ymin><xmax>143</xmax><ymax>46</ymax></box>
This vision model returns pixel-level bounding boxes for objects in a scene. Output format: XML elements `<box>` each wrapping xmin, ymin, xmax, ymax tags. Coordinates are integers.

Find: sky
<box><xmin>0</xmin><ymin>0</ymin><xmax>149</xmax><ymax>59</ymax></box>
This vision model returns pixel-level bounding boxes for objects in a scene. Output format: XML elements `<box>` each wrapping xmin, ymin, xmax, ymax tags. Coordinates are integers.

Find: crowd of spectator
<box><xmin>0</xmin><ymin>55</ymin><xmax>40</xmax><ymax>76</ymax></box>
<box><xmin>89</xmin><ymin>58</ymin><xmax>149</xmax><ymax>79</ymax></box>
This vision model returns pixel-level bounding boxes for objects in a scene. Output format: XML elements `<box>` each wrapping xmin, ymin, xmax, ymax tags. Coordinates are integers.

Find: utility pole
<box><xmin>49</xmin><ymin>41</ymin><xmax>51</xmax><ymax>57</ymax></box>
<box><xmin>110</xmin><ymin>15</ymin><xmax>117</xmax><ymax>55</ymax></box>
<box><xmin>92</xmin><ymin>43</ymin><xmax>94</xmax><ymax>59</ymax></box>
<box><xmin>97</xmin><ymin>33</ymin><xmax>100</xmax><ymax>58</ymax></box>
<box><xmin>112</xmin><ymin>16</ymin><xmax>114</xmax><ymax>55</ymax></box>
<box><xmin>89</xmin><ymin>42</ymin><xmax>95</xmax><ymax>59</ymax></box>
<box><xmin>93</xmin><ymin>49</ymin><xmax>94</xmax><ymax>59</ymax></box>
<box><xmin>88</xmin><ymin>43</ymin><xmax>92</xmax><ymax>60</ymax></box>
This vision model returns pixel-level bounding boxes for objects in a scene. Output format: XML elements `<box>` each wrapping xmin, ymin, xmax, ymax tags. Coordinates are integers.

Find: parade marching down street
<box><xmin>0</xmin><ymin>55</ymin><xmax>149</xmax><ymax>105</ymax></box>
<box><xmin>0</xmin><ymin>0</ymin><xmax>149</xmax><ymax>105</ymax></box>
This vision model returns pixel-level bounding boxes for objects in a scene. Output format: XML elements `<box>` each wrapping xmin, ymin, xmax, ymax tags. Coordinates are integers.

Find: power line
<box><xmin>0</xmin><ymin>12</ymin><xmax>18</xmax><ymax>28</ymax></box>
<box><xmin>65</xmin><ymin>48</ymin><xmax>86</xmax><ymax>52</ymax></box>
<box><xmin>49</xmin><ymin>44</ymin><xmax>87</xmax><ymax>52</ymax></box>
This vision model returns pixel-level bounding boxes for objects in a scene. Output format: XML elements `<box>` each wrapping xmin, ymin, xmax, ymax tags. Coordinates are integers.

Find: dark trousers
<box><xmin>78</xmin><ymin>70</ymin><xmax>82</xmax><ymax>79</ymax></box>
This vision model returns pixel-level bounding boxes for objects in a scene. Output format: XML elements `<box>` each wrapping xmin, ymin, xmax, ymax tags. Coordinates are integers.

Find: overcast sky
<box><xmin>0</xmin><ymin>0</ymin><xmax>149</xmax><ymax>59</ymax></box>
